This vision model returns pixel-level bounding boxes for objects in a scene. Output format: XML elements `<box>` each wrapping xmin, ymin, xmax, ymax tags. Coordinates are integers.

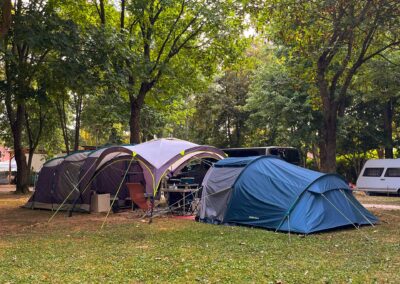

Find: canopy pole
<box><xmin>48</xmin><ymin>170</ymin><xmax>85</xmax><ymax>223</ymax></box>
<box><xmin>321</xmin><ymin>193</ymin><xmax>360</xmax><ymax>231</ymax></box>
<box><xmin>68</xmin><ymin>152</ymin><xmax>126</xmax><ymax>216</ymax></box>
<box><xmin>101</xmin><ymin>157</ymin><xmax>135</xmax><ymax>230</ymax></box>
<box><xmin>287</xmin><ymin>214</ymin><xmax>291</xmax><ymax>243</ymax></box>
<box><xmin>48</xmin><ymin>159</ymin><xmax>99</xmax><ymax>222</ymax></box>
<box><xmin>275</xmin><ymin>195</ymin><xmax>301</xmax><ymax>233</ymax></box>
<box><xmin>339</xmin><ymin>189</ymin><xmax>375</xmax><ymax>227</ymax></box>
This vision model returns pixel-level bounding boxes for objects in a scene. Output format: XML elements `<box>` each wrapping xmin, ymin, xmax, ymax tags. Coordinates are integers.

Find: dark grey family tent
<box><xmin>25</xmin><ymin>138</ymin><xmax>225</xmax><ymax>212</ymax></box>
<box><xmin>27</xmin><ymin>151</ymin><xmax>91</xmax><ymax>211</ymax></box>
<box><xmin>199</xmin><ymin>156</ymin><xmax>378</xmax><ymax>234</ymax></box>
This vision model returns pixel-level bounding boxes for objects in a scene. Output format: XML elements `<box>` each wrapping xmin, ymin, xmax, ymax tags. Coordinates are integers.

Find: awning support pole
<box><xmin>101</xmin><ymin>157</ymin><xmax>134</xmax><ymax>230</ymax></box>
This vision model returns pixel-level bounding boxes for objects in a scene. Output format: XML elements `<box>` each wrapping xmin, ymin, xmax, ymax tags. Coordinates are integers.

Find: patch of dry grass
<box><xmin>354</xmin><ymin>191</ymin><xmax>400</xmax><ymax>206</ymax></box>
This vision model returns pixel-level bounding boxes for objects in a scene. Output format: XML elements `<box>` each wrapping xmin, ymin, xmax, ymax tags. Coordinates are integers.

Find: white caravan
<box><xmin>357</xmin><ymin>159</ymin><xmax>400</xmax><ymax>194</ymax></box>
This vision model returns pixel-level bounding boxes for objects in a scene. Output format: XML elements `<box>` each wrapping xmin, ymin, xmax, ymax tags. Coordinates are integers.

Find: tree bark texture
<box><xmin>129</xmin><ymin>82</ymin><xmax>151</xmax><ymax>144</ymax></box>
<box><xmin>55</xmin><ymin>99</ymin><xmax>70</xmax><ymax>154</ymax></box>
<box><xmin>73</xmin><ymin>93</ymin><xmax>83</xmax><ymax>151</ymax></box>
<box><xmin>383</xmin><ymin>98</ymin><xmax>394</xmax><ymax>159</ymax></box>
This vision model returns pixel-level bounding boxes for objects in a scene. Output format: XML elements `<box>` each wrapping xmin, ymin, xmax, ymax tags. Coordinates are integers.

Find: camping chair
<box><xmin>126</xmin><ymin>183</ymin><xmax>149</xmax><ymax>211</ymax></box>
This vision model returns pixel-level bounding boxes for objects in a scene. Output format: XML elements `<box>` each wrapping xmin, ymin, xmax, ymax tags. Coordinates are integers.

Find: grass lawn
<box><xmin>0</xmin><ymin>193</ymin><xmax>399</xmax><ymax>283</ymax></box>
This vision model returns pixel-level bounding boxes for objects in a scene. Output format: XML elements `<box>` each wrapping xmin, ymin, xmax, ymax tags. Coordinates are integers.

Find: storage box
<box><xmin>91</xmin><ymin>193</ymin><xmax>110</xmax><ymax>213</ymax></box>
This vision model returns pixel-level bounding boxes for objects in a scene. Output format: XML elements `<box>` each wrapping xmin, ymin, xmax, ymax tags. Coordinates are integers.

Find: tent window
<box><xmin>384</xmin><ymin>168</ymin><xmax>400</xmax><ymax>177</ymax></box>
<box><xmin>363</xmin><ymin>168</ymin><xmax>384</xmax><ymax>177</ymax></box>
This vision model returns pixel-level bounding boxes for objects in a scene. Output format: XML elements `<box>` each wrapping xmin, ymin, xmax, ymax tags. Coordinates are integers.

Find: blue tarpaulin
<box><xmin>200</xmin><ymin>156</ymin><xmax>378</xmax><ymax>234</ymax></box>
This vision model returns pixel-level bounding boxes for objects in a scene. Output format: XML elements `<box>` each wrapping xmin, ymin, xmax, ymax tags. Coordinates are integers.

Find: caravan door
<box><xmin>382</xmin><ymin>167</ymin><xmax>400</xmax><ymax>194</ymax></box>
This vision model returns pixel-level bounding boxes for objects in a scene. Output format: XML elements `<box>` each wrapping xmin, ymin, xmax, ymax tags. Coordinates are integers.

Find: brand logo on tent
<box><xmin>248</xmin><ymin>216</ymin><xmax>259</xmax><ymax>220</ymax></box>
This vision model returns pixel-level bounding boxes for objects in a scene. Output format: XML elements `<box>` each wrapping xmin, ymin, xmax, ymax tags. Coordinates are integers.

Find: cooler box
<box><xmin>91</xmin><ymin>193</ymin><xmax>110</xmax><ymax>213</ymax></box>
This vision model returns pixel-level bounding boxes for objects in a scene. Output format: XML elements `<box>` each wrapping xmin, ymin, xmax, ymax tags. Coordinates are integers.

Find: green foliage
<box><xmin>189</xmin><ymin>68</ymin><xmax>251</xmax><ymax>147</ymax></box>
<box><xmin>0</xmin><ymin>0</ymin><xmax>82</xmax><ymax>154</ymax></box>
<box><xmin>255</xmin><ymin>0</ymin><xmax>400</xmax><ymax>171</ymax></box>
<box><xmin>246</xmin><ymin>49</ymin><xmax>320</xmax><ymax>159</ymax></box>
<box><xmin>81</xmin><ymin>88</ymin><xmax>130</xmax><ymax>146</ymax></box>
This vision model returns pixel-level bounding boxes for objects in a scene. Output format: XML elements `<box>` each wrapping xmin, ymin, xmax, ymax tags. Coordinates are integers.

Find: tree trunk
<box><xmin>99</xmin><ymin>0</ymin><xmax>105</xmax><ymax>25</ymax></box>
<box><xmin>4</xmin><ymin>61</ymin><xmax>30</xmax><ymax>194</ymax></box>
<box><xmin>226</xmin><ymin>115</ymin><xmax>232</xmax><ymax>146</ymax></box>
<box><xmin>235</xmin><ymin>120</ymin><xmax>241</xmax><ymax>147</ymax></box>
<box><xmin>12</xmin><ymin>104</ymin><xmax>30</xmax><ymax>194</ymax></box>
<box><xmin>311</xmin><ymin>142</ymin><xmax>320</xmax><ymax>169</ymax></box>
<box><xmin>73</xmin><ymin>93</ymin><xmax>83</xmax><ymax>151</ymax></box>
<box><xmin>55</xmin><ymin>99</ymin><xmax>70</xmax><ymax>154</ymax></box>
<box><xmin>319</xmin><ymin>102</ymin><xmax>338</xmax><ymax>173</ymax></box>
<box><xmin>317</xmin><ymin>62</ymin><xmax>338</xmax><ymax>173</ymax></box>
<box><xmin>129</xmin><ymin>97</ymin><xmax>142</xmax><ymax>144</ymax></box>
<box><xmin>377</xmin><ymin>148</ymin><xmax>384</xmax><ymax>159</ymax></box>
<box><xmin>383</xmin><ymin>98</ymin><xmax>393</xmax><ymax>159</ymax></box>
<box><xmin>120</xmin><ymin>0</ymin><xmax>125</xmax><ymax>30</ymax></box>
<box><xmin>129</xmin><ymin>82</ymin><xmax>153</xmax><ymax>144</ymax></box>
<box><xmin>27</xmin><ymin>149</ymin><xmax>34</xmax><ymax>174</ymax></box>
<box><xmin>0</xmin><ymin>0</ymin><xmax>12</xmax><ymax>39</ymax></box>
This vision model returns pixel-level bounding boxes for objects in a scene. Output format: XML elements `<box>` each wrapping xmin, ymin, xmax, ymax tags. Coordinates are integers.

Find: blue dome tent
<box><xmin>199</xmin><ymin>156</ymin><xmax>378</xmax><ymax>234</ymax></box>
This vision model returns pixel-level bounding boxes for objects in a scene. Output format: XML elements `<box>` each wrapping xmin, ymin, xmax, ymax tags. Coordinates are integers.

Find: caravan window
<box><xmin>222</xmin><ymin>147</ymin><xmax>301</xmax><ymax>165</ymax></box>
<box><xmin>363</xmin><ymin>168</ymin><xmax>384</xmax><ymax>177</ymax></box>
<box><xmin>268</xmin><ymin>148</ymin><xmax>301</xmax><ymax>165</ymax></box>
<box><xmin>223</xmin><ymin>148</ymin><xmax>266</xmax><ymax>157</ymax></box>
<box><xmin>384</xmin><ymin>168</ymin><xmax>400</xmax><ymax>177</ymax></box>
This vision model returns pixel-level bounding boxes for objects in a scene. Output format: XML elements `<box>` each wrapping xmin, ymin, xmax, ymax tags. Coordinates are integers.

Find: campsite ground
<box><xmin>1</xmin><ymin>189</ymin><xmax>399</xmax><ymax>283</ymax></box>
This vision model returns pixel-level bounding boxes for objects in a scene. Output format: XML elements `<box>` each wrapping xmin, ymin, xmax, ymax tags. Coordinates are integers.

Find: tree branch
<box><xmin>329</xmin><ymin>28</ymin><xmax>354</xmax><ymax>98</ymax></box>
<box><xmin>166</xmin><ymin>16</ymin><xmax>201</xmax><ymax>60</ymax></box>
<box><xmin>24</xmin><ymin>110</ymin><xmax>33</xmax><ymax>149</ymax></box>
<box><xmin>150</xmin><ymin>0</ymin><xmax>186</xmax><ymax>73</ymax></box>
<box><xmin>362</xmin><ymin>40</ymin><xmax>400</xmax><ymax>64</ymax></box>
<box><xmin>378</xmin><ymin>53</ymin><xmax>400</xmax><ymax>67</ymax></box>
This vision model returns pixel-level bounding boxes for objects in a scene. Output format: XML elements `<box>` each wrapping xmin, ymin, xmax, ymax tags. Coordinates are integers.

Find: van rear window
<box><xmin>363</xmin><ymin>168</ymin><xmax>384</xmax><ymax>177</ymax></box>
<box><xmin>384</xmin><ymin>168</ymin><xmax>400</xmax><ymax>177</ymax></box>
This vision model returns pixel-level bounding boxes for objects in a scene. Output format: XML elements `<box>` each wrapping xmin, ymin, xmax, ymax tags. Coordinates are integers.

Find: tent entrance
<box><xmin>160</xmin><ymin>158</ymin><xmax>217</xmax><ymax>214</ymax></box>
<box><xmin>91</xmin><ymin>156</ymin><xmax>145</xmax><ymax>212</ymax></box>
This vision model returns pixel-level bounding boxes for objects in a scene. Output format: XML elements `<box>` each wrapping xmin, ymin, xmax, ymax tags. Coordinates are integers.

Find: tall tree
<box><xmin>361</xmin><ymin>54</ymin><xmax>400</xmax><ymax>158</ymax></box>
<box><xmin>0</xmin><ymin>0</ymin><xmax>79</xmax><ymax>193</ymax></box>
<box><xmin>91</xmin><ymin>0</ymin><xmax>245</xmax><ymax>143</ymax></box>
<box><xmin>264</xmin><ymin>0</ymin><xmax>400</xmax><ymax>172</ymax></box>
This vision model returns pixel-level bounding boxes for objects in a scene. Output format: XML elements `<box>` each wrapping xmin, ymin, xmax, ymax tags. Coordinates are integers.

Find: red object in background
<box><xmin>0</xmin><ymin>146</ymin><xmax>12</xmax><ymax>162</ymax></box>
<box><xmin>348</xmin><ymin>183</ymin><xmax>356</xmax><ymax>190</ymax></box>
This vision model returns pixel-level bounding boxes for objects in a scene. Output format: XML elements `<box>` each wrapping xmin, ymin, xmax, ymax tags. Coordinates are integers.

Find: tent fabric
<box><xmin>100</xmin><ymin>139</ymin><xmax>226</xmax><ymax>195</ymax></box>
<box><xmin>53</xmin><ymin>151</ymin><xmax>91</xmax><ymax>207</ymax></box>
<box><xmin>25</xmin><ymin>151</ymin><xmax>91</xmax><ymax>211</ymax></box>
<box><xmin>200</xmin><ymin>166</ymin><xmax>244</xmax><ymax>223</ymax></box>
<box><xmin>200</xmin><ymin>156</ymin><xmax>378</xmax><ymax>234</ymax></box>
<box><xmin>91</xmin><ymin>157</ymin><xmax>145</xmax><ymax>201</ymax></box>
<box><xmin>26</xmin><ymin>138</ymin><xmax>225</xmax><ymax>212</ymax></box>
<box><xmin>124</xmin><ymin>139</ymin><xmax>197</xmax><ymax>168</ymax></box>
<box><xmin>43</xmin><ymin>157</ymin><xmax>64</xmax><ymax>167</ymax></box>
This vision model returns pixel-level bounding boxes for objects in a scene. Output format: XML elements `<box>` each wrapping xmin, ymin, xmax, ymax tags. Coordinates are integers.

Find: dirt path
<box><xmin>0</xmin><ymin>184</ymin><xmax>33</xmax><ymax>193</ymax></box>
<box><xmin>362</xmin><ymin>204</ymin><xmax>400</xmax><ymax>210</ymax></box>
